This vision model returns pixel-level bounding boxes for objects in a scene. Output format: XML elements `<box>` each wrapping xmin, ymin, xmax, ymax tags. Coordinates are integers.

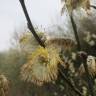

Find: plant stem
<box><xmin>59</xmin><ymin>68</ymin><xmax>83</xmax><ymax>96</ymax></box>
<box><xmin>70</xmin><ymin>13</ymin><xmax>94</xmax><ymax>96</ymax></box>
<box><xmin>19</xmin><ymin>0</ymin><xmax>45</xmax><ymax>48</ymax></box>
<box><xmin>70</xmin><ymin>13</ymin><xmax>81</xmax><ymax>51</ymax></box>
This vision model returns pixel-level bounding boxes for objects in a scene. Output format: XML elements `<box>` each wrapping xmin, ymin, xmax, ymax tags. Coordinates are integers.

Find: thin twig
<box><xmin>19</xmin><ymin>0</ymin><xmax>45</xmax><ymax>48</ymax></box>
<box><xmin>70</xmin><ymin>13</ymin><xmax>94</xmax><ymax>96</ymax></box>
<box><xmin>70</xmin><ymin>13</ymin><xmax>81</xmax><ymax>51</ymax></box>
<box><xmin>59</xmin><ymin>68</ymin><xmax>83</xmax><ymax>96</ymax></box>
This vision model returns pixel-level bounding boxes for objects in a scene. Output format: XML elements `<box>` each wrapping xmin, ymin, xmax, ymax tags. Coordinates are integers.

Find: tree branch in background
<box><xmin>70</xmin><ymin>13</ymin><xmax>94</xmax><ymax>96</ymax></box>
<box><xmin>70</xmin><ymin>13</ymin><xmax>81</xmax><ymax>51</ymax></box>
<box><xmin>59</xmin><ymin>68</ymin><xmax>83</xmax><ymax>96</ymax></box>
<box><xmin>19</xmin><ymin>0</ymin><xmax>45</xmax><ymax>48</ymax></box>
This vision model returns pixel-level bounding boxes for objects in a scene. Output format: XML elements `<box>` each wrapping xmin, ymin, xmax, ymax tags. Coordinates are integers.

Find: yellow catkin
<box><xmin>21</xmin><ymin>37</ymin><xmax>75</xmax><ymax>85</ymax></box>
<box><xmin>21</xmin><ymin>46</ymin><xmax>65</xmax><ymax>86</ymax></box>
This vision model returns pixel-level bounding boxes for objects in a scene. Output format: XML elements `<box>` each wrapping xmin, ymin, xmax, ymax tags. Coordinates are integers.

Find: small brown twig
<box><xmin>59</xmin><ymin>68</ymin><xmax>83</xmax><ymax>96</ymax></box>
<box><xmin>70</xmin><ymin>13</ymin><xmax>94</xmax><ymax>96</ymax></box>
<box><xmin>90</xmin><ymin>5</ymin><xmax>96</xmax><ymax>9</ymax></box>
<box><xmin>19</xmin><ymin>0</ymin><xmax>45</xmax><ymax>48</ymax></box>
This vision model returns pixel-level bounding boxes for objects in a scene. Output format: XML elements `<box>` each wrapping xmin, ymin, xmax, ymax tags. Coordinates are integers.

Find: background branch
<box><xmin>59</xmin><ymin>68</ymin><xmax>83</xmax><ymax>96</ymax></box>
<box><xmin>70</xmin><ymin>13</ymin><xmax>94</xmax><ymax>96</ymax></box>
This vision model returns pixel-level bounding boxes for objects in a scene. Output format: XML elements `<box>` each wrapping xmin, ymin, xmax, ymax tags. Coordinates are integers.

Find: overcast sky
<box><xmin>0</xmin><ymin>0</ymin><xmax>61</xmax><ymax>51</ymax></box>
<box><xmin>0</xmin><ymin>0</ymin><xmax>95</xmax><ymax>51</ymax></box>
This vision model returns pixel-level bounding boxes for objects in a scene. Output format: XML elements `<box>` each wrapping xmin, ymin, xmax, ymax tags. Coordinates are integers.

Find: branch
<box><xmin>70</xmin><ymin>13</ymin><xmax>81</xmax><ymax>51</ymax></box>
<box><xmin>70</xmin><ymin>13</ymin><xmax>94</xmax><ymax>96</ymax></box>
<box><xmin>90</xmin><ymin>5</ymin><xmax>96</xmax><ymax>9</ymax></box>
<box><xmin>80</xmin><ymin>54</ymin><xmax>94</xmax><ymax>96</ymax></box>
<box><xmin>59</xmin><ymin>68</ymin><xmax>83</xmax><ymax>96</ymax></box>
<box><xmin>19</xmin><ymin>0</ymin><xmax>45</xmax><ymax>48</ymax></box>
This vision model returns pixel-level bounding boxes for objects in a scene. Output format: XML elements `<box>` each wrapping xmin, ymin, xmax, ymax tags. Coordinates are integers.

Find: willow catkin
<box><xmin>78</xmin><ymin>55</ymin><xmax>96</xmax><ymax>77</ymax></box>
<box><xmin>61</xmin><ymin>0</ymin><xmax>90</xmax><ymax>14</ymax></box>
<box><xmin>21</xmin><ymin>46</ymin><xmax>65</xmax><ymax>86</ymax></box>
<box><xmin>0</xmin><ymin>75</ymin><xmax>9</xmax><ymax>96</ymax></box>
<box><xmin>20</xmin><ymin>35</ymin><xmax>75</xmax><ymax>85</ymax></box>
